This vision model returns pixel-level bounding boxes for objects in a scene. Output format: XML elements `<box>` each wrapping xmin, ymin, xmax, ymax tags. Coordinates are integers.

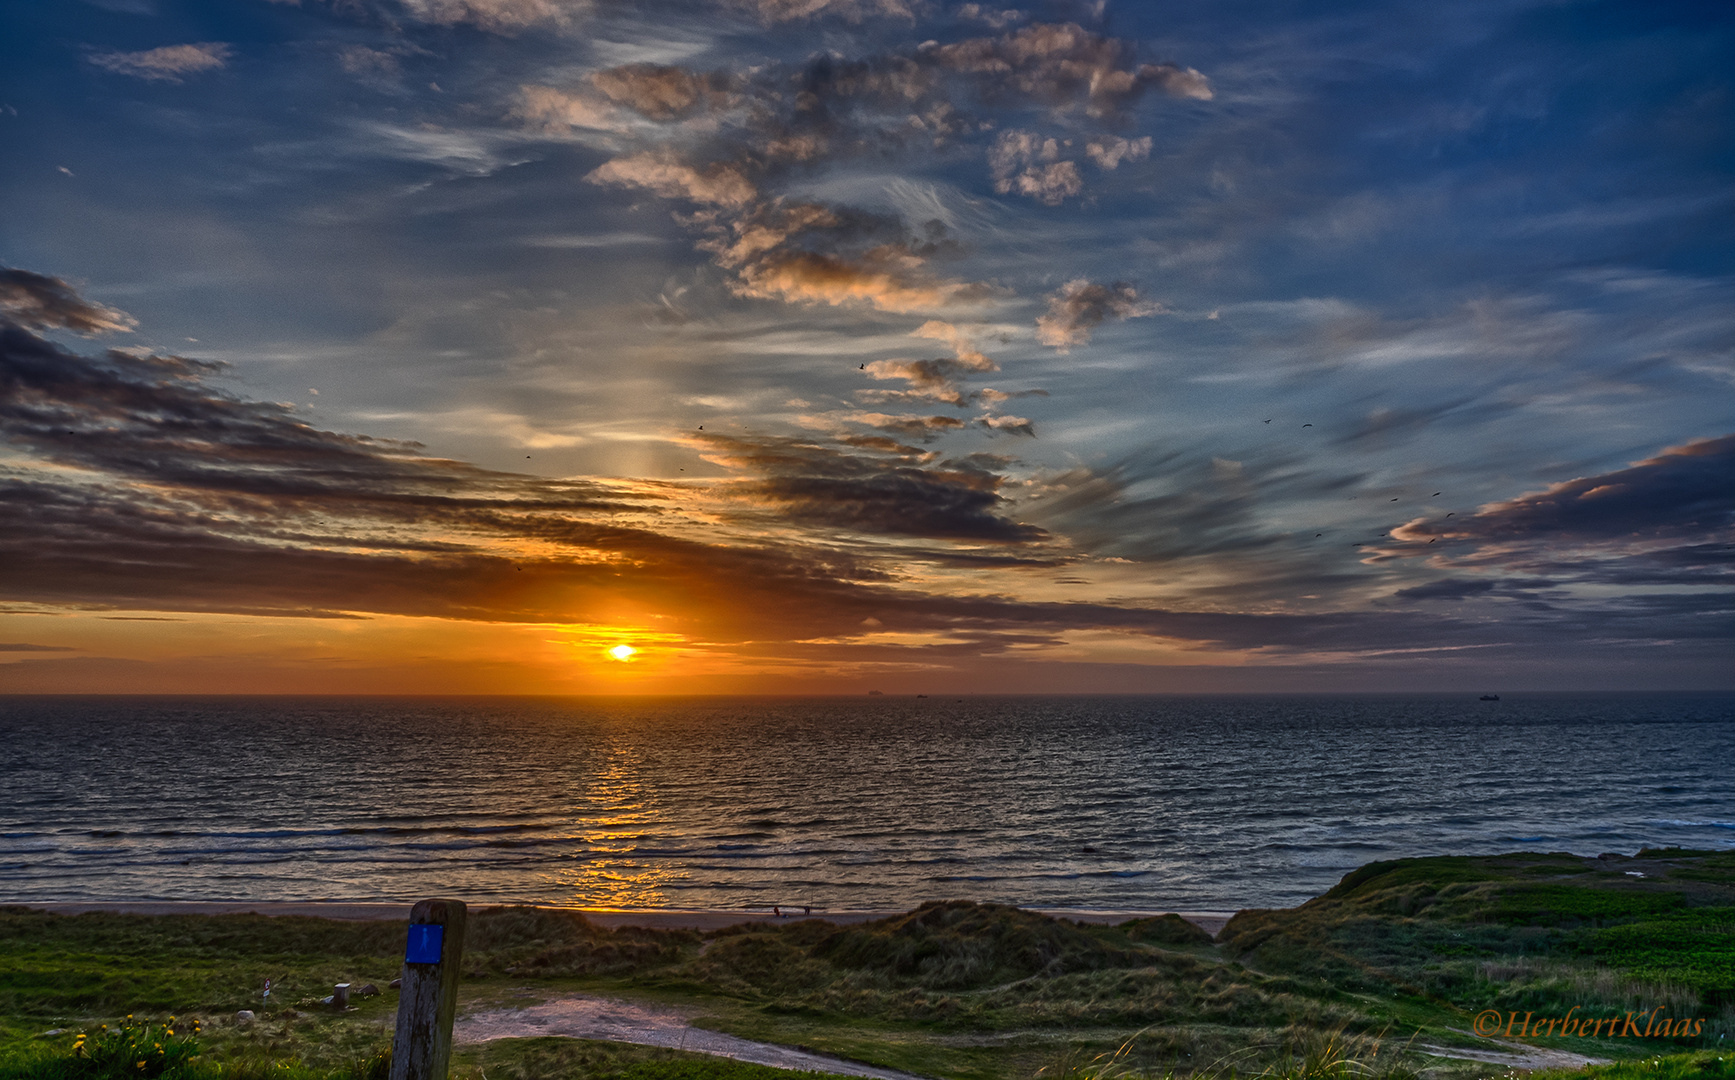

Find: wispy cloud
<box><xmin>396</xmin><ymin>0</ymin><xmax>589</xmax><ymax>32</ymax></box>
<box><xmin>88</xmin><ymin>42</ymin><xmax>231</xmax><ymax>82</ymax></box>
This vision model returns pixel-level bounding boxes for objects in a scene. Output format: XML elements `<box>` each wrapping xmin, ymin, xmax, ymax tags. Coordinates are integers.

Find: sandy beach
<box><xmin>15</xmin><ymin>902</ymin><xmax>1235</xmax><ymax>937</ymax></box>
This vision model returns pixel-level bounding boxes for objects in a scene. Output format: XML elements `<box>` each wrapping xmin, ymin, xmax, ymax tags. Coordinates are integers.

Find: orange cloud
<box><xmin>397</xmin><ymin>0</ymin><xmax>588</xmax><ymax>31</ymax></box>
<box><xmin>587</xmin><ymin>151</ymin><xmax>757</xmax><ymax>207</ymax></box>
<box><xmin>515</xmin><ymin>85</ymin><xmax>626</xmax><ymax>132</ymax></box>
<box><xmin>1035</xmin><ymin>279</ymin><xmax>1162</xmax><ymax>349</ymax></box>
<box><xmin>732</xmin><ymin>248</ymin><xmax>990</xmax><ymax>312</ymax></box>
<box><xmin>590</xmin><ymin>64</ymin><xmax>734</xmax><ymax>120</ymax></box>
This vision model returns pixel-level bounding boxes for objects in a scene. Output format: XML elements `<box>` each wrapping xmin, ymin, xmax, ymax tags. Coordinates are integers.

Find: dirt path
<box><xmin>455</xmin><ymin>994</ymin><xmax>926</xmax><ymax>1080</ymax></box>
<box><xmin>1417</xmin><ymin>1035</ymin><xmax>1608</xmax><ymax>1070</ymax></box>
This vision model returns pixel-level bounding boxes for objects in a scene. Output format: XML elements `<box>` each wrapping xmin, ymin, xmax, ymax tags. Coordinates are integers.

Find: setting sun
<box><xmin>607</xmin><ymin>645</ymin><xmax>637</xmax><ymax>661</ymax></box>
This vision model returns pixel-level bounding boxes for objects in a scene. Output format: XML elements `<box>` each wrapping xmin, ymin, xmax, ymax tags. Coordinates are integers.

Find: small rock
<box><xmin>234</xmin><ymin>1010</ymin><xmax>256</xmax><ymax>1023</ymax></box>
<box><xmin>357</xmin><ymin>984</ymin><xmax>380</xmax><ymax>997</ymax></box>
<box><xmin>35</xmin><ymin>1029</ymin><xmax>68</xmax><ymax>1038</ymax></box>
<box><xmin>388</xmin><ymin>978</ymin><xmax>402</xmax><ymax>989</ymax></box>
<box><xmin>319</xmin><ymin>996</ymin><xmax>334</xmax><ymax>1005</ymax></box>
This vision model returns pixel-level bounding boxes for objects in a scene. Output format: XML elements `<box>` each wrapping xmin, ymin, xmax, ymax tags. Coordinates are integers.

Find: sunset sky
<box><xmin>1</xmin><ymin>0</ymin><xmax>1730</xmax><ymax>693</ymax></box>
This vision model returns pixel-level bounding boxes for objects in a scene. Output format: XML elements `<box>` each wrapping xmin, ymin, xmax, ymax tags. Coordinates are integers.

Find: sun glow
<box><xmin>607</xmin><ymin>644</ymin><xmax>637</xmax><ymax>661</ymax></box>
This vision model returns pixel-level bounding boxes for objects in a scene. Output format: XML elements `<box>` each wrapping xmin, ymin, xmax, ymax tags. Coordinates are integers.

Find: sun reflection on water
<box><xmin>554</xmin><ymin>744</ymin><xmax>687</xmax><ymax>908</ymax></box>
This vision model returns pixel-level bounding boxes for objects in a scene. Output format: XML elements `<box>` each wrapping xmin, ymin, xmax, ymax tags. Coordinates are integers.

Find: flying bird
<box><xmin>1263</xmin><ymin>419</ymin><xmax>1272</xmax><ymax>423</ymax></box>
<box><xmin>1390</xmin><ymin>497</ymin><xmax>1399</xmax><ymax>501</ymax></box>
<box><xmin>1316</xmin><ymin>533</ymin><xmax>1322</xmax><ymax>537</ymax></box>
<box><xmin>1432</xmin><ymin>492</ymin><xmax>1441</xmax><ymax>496</ymax></box>
<box><xmin>1429</xmin><ymin>538</ymin><xmax>1436</xmax><ymax>543</ymax></box>
<box><xmin>1302</xmin><ymin>423</ymin><xmax>1312</xmax><ymax>427</ymax></box>
<box><xmin>1446</xmin><ymin>513</ymin><xmax>1454</xmax><ymax>517</ymax></box>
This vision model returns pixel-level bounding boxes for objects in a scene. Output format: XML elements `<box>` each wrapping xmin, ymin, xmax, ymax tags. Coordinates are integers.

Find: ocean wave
<box><xmin>56</xmin><ymin>823</ymin><xmax>565</xmax><ymax>842</ymax></box>
<box><xmin>6</xmin><ymin>694</ymin><xmax>1732</xmax><ymax>910</ymax></box>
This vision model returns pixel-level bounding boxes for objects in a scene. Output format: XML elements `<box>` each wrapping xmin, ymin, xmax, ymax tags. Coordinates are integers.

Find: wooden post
<box><xmin>332</xmin><ymin>983</ymin><xmax>350</xmax><ymax>1009</ymax></box>
<box><xmin>389</xmin><ymin>899</ymin><xmax>467</xmax><ymax>1080</ymax></box>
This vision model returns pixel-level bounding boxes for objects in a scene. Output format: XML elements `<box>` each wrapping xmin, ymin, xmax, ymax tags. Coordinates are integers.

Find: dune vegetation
<box><xmin>1</xmin><ymin>848</ymin><xmax>1730</xmax><ymax>1080</ymax></box>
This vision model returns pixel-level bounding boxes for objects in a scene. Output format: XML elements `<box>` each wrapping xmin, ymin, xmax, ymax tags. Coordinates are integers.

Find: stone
<box><xmin>388</xmin><ymin>978</ymin><xmax>402</xmax><ymax>989</ymax></box>
<box><xmin>357</xmin><ymin>984</ymin><xmax>380</xmax><ymax>997</ymax></box>
<box><xmin>234</xmin><ymin>1011</ymin><xmax>256</xmax><ymax>1023</ymax></box>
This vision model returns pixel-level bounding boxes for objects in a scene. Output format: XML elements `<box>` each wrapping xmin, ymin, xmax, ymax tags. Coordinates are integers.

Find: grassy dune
<box><xmin>2</xmin><ymin>848</ymin><xmax>1730</xmax><ymax>1080</ymax></box>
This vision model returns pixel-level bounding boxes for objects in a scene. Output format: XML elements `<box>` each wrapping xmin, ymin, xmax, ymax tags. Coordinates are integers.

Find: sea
<box><xmin>1</xmin><ymin>694</ymin><xmax>1731</xmax><ymax>913</ymax></box>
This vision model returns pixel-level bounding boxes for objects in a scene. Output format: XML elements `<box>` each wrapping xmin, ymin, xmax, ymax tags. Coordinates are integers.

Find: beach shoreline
<box><xmin>9</xmin><ymin>901</ymin><xmax>1237</xmax><ymax>936</ymax></box>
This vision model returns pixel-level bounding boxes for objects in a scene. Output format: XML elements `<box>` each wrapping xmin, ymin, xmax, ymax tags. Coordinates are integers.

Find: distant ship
<box><xmin>1479</xmin><ymin>694</ymin><xmax>1500</xmax><ymax>701</ymax></box>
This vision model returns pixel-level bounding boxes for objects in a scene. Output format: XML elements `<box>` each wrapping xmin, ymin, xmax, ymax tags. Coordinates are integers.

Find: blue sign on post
<box><xmin>405</xmin><ymin>923</ymin><xmax>444</xmax><ymax>964</ymax></box>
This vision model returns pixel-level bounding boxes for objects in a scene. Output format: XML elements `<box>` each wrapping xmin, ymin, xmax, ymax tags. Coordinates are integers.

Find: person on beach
<box><xmin>772</xmin><ymin>905</ymin><xmax>780</xmax><ymax>918</ymax></box>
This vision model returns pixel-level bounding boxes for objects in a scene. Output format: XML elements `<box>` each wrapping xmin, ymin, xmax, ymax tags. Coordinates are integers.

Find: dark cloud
<box><xmin>1402</xmin><ymin>434</ymin><xmax>1735</xmax><ymax>546</ymax></box>
<box><xmin>1360</xmin><ymin>437</ymin><xmax>1735</xmax><ymax>646</ymax></box>
<box><xmin>0</xmin><ymin>320</ymin><xmax>643</xmax><ymax>520</ymax></box>
<box><xmin>0</xmin><ymin>268</ymin><xmax>137</xmax><ymax>335</ymax></box>
<box><xmin>6</xmin><ymin>276</ymin><xmax>1725</xmax><ymax>672</ymax></box>
<box><xmin>0</xmin><ymin>643</ymin><xmax>77</xmax><ymax>652</ymax></box>
<box><xmin>1390</xmin><ymin>578</ymin><xmax>1554</xmax><ymax>602</ymax></box>
<box><xmin>1022</xmin><ymin>453</ymin><xmax>1301</xmax><ymax>562</ymax></box>
<box><xmin>853</xmin><ymin>413</ymin><xmax>969</xmax><ymax>440</ymax></box>
<box><xmin>697</xmin><ymin>432</ymin><xmax>1047</xmax><ymax>541</ymax></box>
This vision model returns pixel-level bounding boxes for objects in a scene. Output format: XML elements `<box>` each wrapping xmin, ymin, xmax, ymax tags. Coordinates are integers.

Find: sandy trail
<box><xmin>1417</xmin><ymin>1036</ymin><xmax>1608</xmax><ymax>1070</ymax></box>
<box><xmin>455</xmin><ymin>994</ymin><xmax>926</xmax><ymax>1080</ymax></box>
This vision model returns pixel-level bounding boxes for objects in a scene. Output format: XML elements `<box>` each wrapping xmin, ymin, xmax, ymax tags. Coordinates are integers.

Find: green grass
<box><xmin>1584</xmin><ymin>910</ymin><xmax>1735</xmax><ymax>998</ymax></box>
<box><xmin>4</xmin><ymin>849</ymin><xmax>1733</xmax><ymax>1080</ymax></box>
<box><xmin>1528</xmin><ymin>1053</ymin><xmax>1735</xmax><ymax>1080</ymax></box>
